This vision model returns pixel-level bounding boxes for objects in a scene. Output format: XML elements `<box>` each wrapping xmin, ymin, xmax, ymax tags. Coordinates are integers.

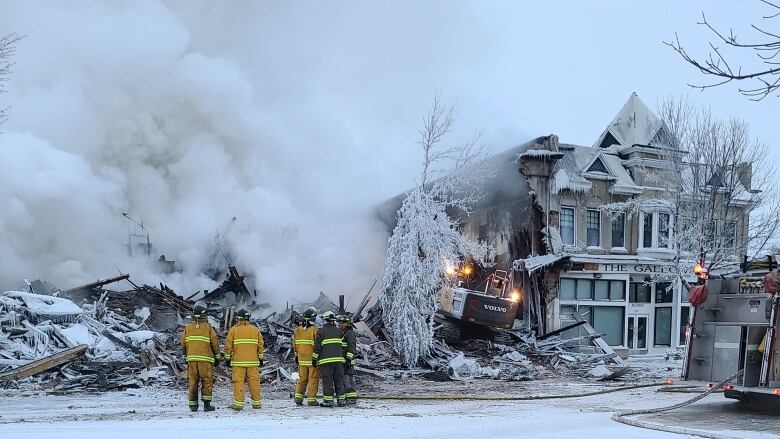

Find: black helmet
<box><xmin>322</xmin><ymin>311</ymin><xmax>336</xmax><ymax>322</ymax></box>
<box><xmin>193</xmin><ymin>301</ymin><xmax>208</xmax><ymax>318</ymax></box>
<box><xmin>235</xmin><ymin>308</ymin><xmax>251</xmax><ymax>320</ymax></box>
<box><xmin>337</xmin><ymin>314</ymin><xmax>352</xmax><ymax>324</ymax></box>
<box><xmin>303</xmin><ymin>307</ymin><xmax>318</xmax><ymax>321</ymax></box>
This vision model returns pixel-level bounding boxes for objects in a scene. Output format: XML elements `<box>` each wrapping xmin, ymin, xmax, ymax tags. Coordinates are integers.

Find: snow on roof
<box><xmin>551</xmin><ymin>148</ymin><xmax>592</xmax><ymax>193</ymax></box>
<box><xmin>518</xmin><ymin>149</ymin><xmax>565</xmax><ymax>159</ymax></box>
<box><xmin>593</xmin><ymin>93</ymin><xmax>662</xmax><ymax>148</ymax></box>
<box><xmin>551</xmin><ymin>144</ymin><xmax>640</xmax><ymax>194</ymax></box>
<box><xmin>514</xmin><ymin>253</ymin><xmax>567</xmax><ymax>273</ymax></box>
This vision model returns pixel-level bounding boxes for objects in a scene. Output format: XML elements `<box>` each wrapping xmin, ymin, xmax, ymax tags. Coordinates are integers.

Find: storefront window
<box><xmin>610</xmin><ymin>280</ymin><xmax>625</xmax><ymax>300</ymax></box>
<box><xmin>679</xmin><ymin>306</ymin><xmax>691</xmax><ymax>345</ymax></box>
<box><xmin>576</xmin><ymin>279</ymin><xmax>592</xmax><ymax>300</ymax></box>
<box><xmin>560</xmin><ymin>278</ymin><xmax>576</xmax><ymax>300</ymax></box>
<box><xmin>629</xmin><ymin>282</ymin><xmax>651</xmax><ymax>303</ymax></box>
<box><xmin>654</xmin><ymin>307</ymin><xmax>672</xmax><ymax>346</ymax></box>
<box><xmin>655</xmin><ymin>282</ymin><xmax>673</xmax><ymax>303</ymax></box>
<box><xmin>593</xmin><ymin>306</ymin><xmax>624</xmax><ymax>346</ymax></box>
<box><xmin>560</xmin><ymin>207</ymin><xmax>575</xmax><ymax>245</ymax></box>
<box><xmin>594</xmin><ymin>280</ymin><xmax>609</xmax><ymax>300</ymax></box>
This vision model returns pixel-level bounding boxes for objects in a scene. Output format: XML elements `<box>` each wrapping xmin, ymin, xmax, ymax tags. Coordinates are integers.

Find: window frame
<box><xmin>638</xmin><ymin>210</ymin><xmax>675</xmax><ymax>250</ymax></box>
<box><xmin>586</xmin><ymin>209</ymin><xmax>601</xmax><ymax>248</ymax></box>
<box><xmin>611</xmin><ymin>212</ymin><xmax>626</xmax><ymax>249</ymax></box>
<box><xmin>560</xmin><ymin>206</ymin><xmax>576</xmax><ymax>246</ymax></box>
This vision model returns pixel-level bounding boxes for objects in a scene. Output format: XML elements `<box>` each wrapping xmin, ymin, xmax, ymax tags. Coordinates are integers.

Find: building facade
<box><xmin>518</xmin><ymin>93</ymin><xmax>752</xmax><ymax>354</ymax></box>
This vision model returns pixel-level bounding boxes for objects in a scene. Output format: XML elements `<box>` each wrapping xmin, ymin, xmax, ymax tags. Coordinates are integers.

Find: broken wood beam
<box><xmin>538</xmin><ymin>320</ymin><xmax>587</xmax><ymax>341</ymax></box>
<box><xmin>0</xmin><ymin>345</ymin><xmax>88</xmax><ymax>381</ymax></box>
<box><xmin>64</xmin><ymin>274</ymin><xmax>130</xmax><ymax>295</ymax></box>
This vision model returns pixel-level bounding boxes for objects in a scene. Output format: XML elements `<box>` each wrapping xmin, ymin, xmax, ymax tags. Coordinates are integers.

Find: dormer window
<box><xmin>586</xmin><ymin>157</ymin><xmax>609</xmax><ymax>174</ymax></box>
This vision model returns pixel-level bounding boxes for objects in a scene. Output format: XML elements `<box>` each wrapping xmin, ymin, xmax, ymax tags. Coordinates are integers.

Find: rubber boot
<box><xmin>346</xmin><ymin>398</ymin><xmax>357</xmax><ymax>405</ymax></box>
<box><xmin>294</xmin><ymin>398</ymin><xmax>303</xmax><ymax>406</ymax></box>
<box><xmin>189</xmin><ymin>403</ymin><xmax>198</xmax><ymax>412</ymax></box>
<box><xmin>203</xmin><ymin>401</ymin><xmax>215</xmax><ymax>412</ymax></box>
<box><xmin>307</xmin><ymin>400</ymin><xmax>319</xmax><ymax>407</ymax></box>
<box><xmin>337</xmin><ymin>399</ymin><xmax>346</xmax><ymax>407</ymax></box>
<box><xmin>320</xmin><ymin>400</ymin><xmax>334</xmax><ymax>407</ymax></box>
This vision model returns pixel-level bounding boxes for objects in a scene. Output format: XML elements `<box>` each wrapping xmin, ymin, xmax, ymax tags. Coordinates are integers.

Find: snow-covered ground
<box><xmin>1</xmin><ymin>377</ymin><xmax>777</xmax><ymax>439</ymax></box>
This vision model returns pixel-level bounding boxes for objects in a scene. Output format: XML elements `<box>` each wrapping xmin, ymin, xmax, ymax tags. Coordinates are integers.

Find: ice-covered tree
<box><xmin>380</xmin><ymin>97</ymin><xmax>489</xmax><ymax>367</ymax></box>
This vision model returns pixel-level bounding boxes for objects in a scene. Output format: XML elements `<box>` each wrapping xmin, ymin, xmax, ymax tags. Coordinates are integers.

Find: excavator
<box><xmin>435</xmin><ymin>264</ymin><xmax>520</xmax><ymax>344</ymax></box>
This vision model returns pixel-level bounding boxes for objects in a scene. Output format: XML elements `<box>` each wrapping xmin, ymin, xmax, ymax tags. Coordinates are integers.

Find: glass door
<box><xmin>627</xmin><ymin>315</ymin><xmax>648</xmax><ymax>353</ymax></box>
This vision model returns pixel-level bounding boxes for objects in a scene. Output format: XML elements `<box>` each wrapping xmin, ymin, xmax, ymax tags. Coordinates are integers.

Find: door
<box><xmin>627</xmin><ymin>315</ymin><xmax>648</xmax><ymax>353</ymax></box>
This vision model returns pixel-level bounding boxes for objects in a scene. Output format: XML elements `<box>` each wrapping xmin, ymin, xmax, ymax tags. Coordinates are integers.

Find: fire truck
<box><xmin>435</xmin><ymin>265</ymin><xmax>520</xmax><ymax>344</ymax></box>
<box><xmin>684</xmin><ymin>256</ymin><xmax>780</xmax><ymax>406</ymax></box>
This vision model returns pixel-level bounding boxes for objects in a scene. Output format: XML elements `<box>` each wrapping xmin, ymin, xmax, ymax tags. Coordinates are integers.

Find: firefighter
<box><xmin>180</xmin><ymin>301</ymin><xmax>220</xmax><ymax>412</ymax></box>
<box><xmin>293</xmin><ymin>306</ymin><xmax>320</xmax><ymax>406</ymax></box>
<box><xmin>313</xmin><ymin>311</ymin><xmax>345</xmax><ymax>407</ymax></box>
<box><xmin>224</xmin><ymin>308</ymin><xmax>265</xmax><ymax>410</ymax></box>
<box><xmin>338</xmin><ymin>314</ymin><xmax>358</xmax><ymax>405</ymax></box>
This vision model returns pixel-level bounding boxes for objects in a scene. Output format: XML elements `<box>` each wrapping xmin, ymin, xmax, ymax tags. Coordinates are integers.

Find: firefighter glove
<box><xmin>259</xmin><ymin>359</ymin><xmax>264</xmax><ymax>367</ymax></box>
<box><xmin>213</xmin><ymin>356</ymin><xmax>220</xmax><ymax>367</ymax></box>
<box><xmin>312</xmin><ymin>359</ymin><xmax>317</xmax><ymax>367</ymax></box>
<box><xmin>294</xmin><ymin>356</ymin><xmax>299</xmax><ymax>365</ymax></box>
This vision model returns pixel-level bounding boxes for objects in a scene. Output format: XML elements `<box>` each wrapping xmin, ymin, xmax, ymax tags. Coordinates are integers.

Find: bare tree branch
<box><xmin>666</xmin><ymin>2</ymin><xmax>780</xmax><ymax>100</ymax></box>
<box><xmin>0</xmin><ymin>33</ymin><xmax>22</xmax><ymax>126</ymax></box>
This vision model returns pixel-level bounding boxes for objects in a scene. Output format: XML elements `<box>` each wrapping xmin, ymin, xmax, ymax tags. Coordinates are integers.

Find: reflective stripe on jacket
<box><xmin>225</xmin><ymin>321</ymin><xmax>265</xmax><ymax>367</ymax></box>
<box><xmin>343</xmin><ymin>327</ymin><xmax>357</xmax><ymax>365</ymax></box>
<box><xmin>181</xmin><ymin>319</ymin><xmax>220</xmax><ymax>363</ymax></box>
<box><xmin>313</xmin><ymin>323</ymin><xmax>345</xmax><ymax>365</ymax></box>
<box><xmin>293</xmin><ymin>324</ymin><xmax>318</xmax><ymax>366</ymax></box>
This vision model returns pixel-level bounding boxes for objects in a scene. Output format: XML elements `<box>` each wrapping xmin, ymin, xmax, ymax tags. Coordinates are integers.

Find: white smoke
<box><xmin>0</xmin><ymin>2</ymin><xmax>527</xmax><ymax>308</ymax></box>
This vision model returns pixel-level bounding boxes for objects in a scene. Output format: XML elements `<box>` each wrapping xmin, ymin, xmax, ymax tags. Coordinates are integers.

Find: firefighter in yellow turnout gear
<box><xmin>293</xmin><ymin>307</ymin><xmax>320</xmax><ymax>406</ymax></box>
<box><xmin>338</xmin><ymin>315</ymin><xmax>358</xmax><ymax>404</ymax></box>
<box><xmin>225</xmin><ymin>308</ymin><xmax>265</xmax><ymax>410</ymax></box>
<box><xmin>181</xmin><ymin>302</ymin><xmax>220</xmax><ymax>411</ymax></box>
<box><xmin>313</xmin><ymin>311</ymin><xmax>346</xmax><ymax>407</ymax></box>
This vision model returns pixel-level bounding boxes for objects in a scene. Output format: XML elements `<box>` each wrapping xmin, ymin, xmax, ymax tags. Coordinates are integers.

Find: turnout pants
<box><xmin>231</xmin><ymin>366</ymin><xmax>262</xmax><ymax>409</ymax></box>
<box><xmin>187</xmin><ymin>361</ymin><xmax>214</xmax><ymax>407</ymax></box>
<box><xmin>344</xmin><ymin>366</ymin><xmax>357</xmax><ymax>401</ymax></box>
<box><xmin>295</xmin><ymin>365</ymin><xmax>320</xmax><ymax>405</ymax></box>
<box><xmin>319</xmin><ymin>363</ymin><xmax>345</xmax><ymax>404</ymax></box>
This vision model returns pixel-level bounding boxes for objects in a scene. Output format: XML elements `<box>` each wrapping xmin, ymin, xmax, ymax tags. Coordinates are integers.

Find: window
<box><xmin>611</xmin><ymin>213</ymin><xmax>625</xmax><ymax>248</ymax></box>
<box><xmin>643</xmin><ymin>212</ymin><xmax>653</xmax><ymax>248</ymax></box>
<box><xmin>679</xmin><ymin>306</ymin><xmax>691</xmax><ymax>345</ymax></box>
<box><xmin>681</xmin><ymin>285</ymin><xmax>690</xmax><ymax>303</ymax></box>
<box><xmin>629</xmin><ymin>282</ymin><xmax>651</xmax><ymax>303</ymax></box>
<box><xmin>658</xmin><ymin>213</ymin><xmax>671</xmax><ymax>249</ymax></box>
<box><xmin>560</xmin><ymin>278</ymin><xmax>576</xmax><ymax>300</ymax></box>
<box><xmin>654</xmin><ymin>307</ymin><xmax>673</xmax><ymax>346</ymax></box>
<box><xmin>610</xmin><ymin>280</ymin><xmax>625</xmax><ymax>300</ymax></box>
<box><xmin>723</xmin><ymin>220</ymin><xmax>737</xmax><ymax>251</ymax></box>
<box><xmin>655</xmin><ymin>282</ymin><xmax>673</xmax><ymax>303</ymax></box>
<box><xmin>587</xmin><ymin>210</ymin><xmax>601</xmax><ymax>247</ymax></box>
<box><xmin>560</xmin><ymin>207</ymin><xmax>575</xmax><ymax>246</ymax></box>
<box><xmin>576</xmin><ymin>279</ymin><xmax>592</xmax><ymax>300</ymax></box>
<box><xmin>561</xmin><ymin>278</ymin><xmax>625</xmax><ymax>302</ymax></box>
<box><xmin>587</xmin><ymin>157</ymin><xmax>609</xmax><ymax>174</ymax></box>
<box><xmin>594</xmin><ymin>280</ymin><xmax>609</xmax><ymax>300</ymax></box>
<box><xmin>640</xmin><ymin>211</ymin><xmax>675</xmax><ymax>249</ymax></box>
<box><xmin>593</xmin><ymin>306</ymin><xmax>625</xmax><ymax>346</ymax></box>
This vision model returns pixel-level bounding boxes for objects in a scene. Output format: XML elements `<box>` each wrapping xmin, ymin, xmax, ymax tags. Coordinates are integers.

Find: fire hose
<box><xmin>355</xmin><ymin>381</ymin><xmax>669</xmax><ymax>400</ymax></box>
<box><xmin>611</xmin><ymin>370</ymin><xmax>744</xmax><ymax>439</ymax></box>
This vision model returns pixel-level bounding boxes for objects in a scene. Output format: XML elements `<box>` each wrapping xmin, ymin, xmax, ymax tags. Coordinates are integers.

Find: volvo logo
<box><xmin>484</xmin><ymin>304</ymin><xmax>507</xmax><ymax>313</ymax></box>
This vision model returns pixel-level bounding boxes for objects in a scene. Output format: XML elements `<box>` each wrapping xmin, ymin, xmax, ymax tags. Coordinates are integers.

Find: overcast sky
<box><xmin>0</xmin><ymin>1</ymin><xmax>776</xmax><ymax>300</ymax></box>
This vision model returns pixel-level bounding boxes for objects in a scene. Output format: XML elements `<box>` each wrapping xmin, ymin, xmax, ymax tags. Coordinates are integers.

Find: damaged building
<box><xmin>517</xmin><ymin>93</ymin><xmax>753</xmax><ymax>355</ymax></box>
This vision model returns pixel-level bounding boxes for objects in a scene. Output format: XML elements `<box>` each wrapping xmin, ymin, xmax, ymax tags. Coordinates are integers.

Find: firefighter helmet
<box><xmin>322</xmin><ymin>311</ymin><xmax>336</xmax><ymax>322</ymax></box>
<box><xmin>235</xmin><ymin>308</ymin><xmax>251</xmax><ymax>320</ymax></box>
<box><xmin>193</xmin><ymin>301</ymin><xmax>208</xmax><ymax>318</ymax></box>
<box><xmin>303</xmin><ymin>307</ymin><xmax>318</xmax><ymax>321</ymax></box>
<box><xmin>337</xmin><ymin>314</ymin><xmax>352</xmax><ymax>324</ymax></box>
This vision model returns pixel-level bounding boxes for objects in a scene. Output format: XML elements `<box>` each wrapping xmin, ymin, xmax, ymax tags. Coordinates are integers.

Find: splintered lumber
<box><xmin>63</xmin><ymin>274</ymin><xmax>130</xmax><ymax>295</ymax></box>
<box><xmin>571</xmin><ymin>313</ymin><xmax>625</xmax><ymax>366</ymax></box>
<box><xmin>0</xmin><ymin>344</ymin><xmax>88</xmax><ymax>381</ymax></box>
<box><xmin>538</xmin><ymin>321</ymin><xmax>586</xmax><ymax>341</ymax></box>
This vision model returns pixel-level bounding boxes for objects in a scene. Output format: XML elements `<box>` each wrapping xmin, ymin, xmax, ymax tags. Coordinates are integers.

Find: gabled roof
<box><xmin>593</xmin><ymin>92</ymin><xmax>663</xmax><ymax>148</ymax></box>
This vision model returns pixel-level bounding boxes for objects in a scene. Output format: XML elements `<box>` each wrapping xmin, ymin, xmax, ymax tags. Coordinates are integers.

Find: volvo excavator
<box><xmin>434</xmin><ymin>265</ymin><xmax>520</xmax><ymax>345</ymax></box>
